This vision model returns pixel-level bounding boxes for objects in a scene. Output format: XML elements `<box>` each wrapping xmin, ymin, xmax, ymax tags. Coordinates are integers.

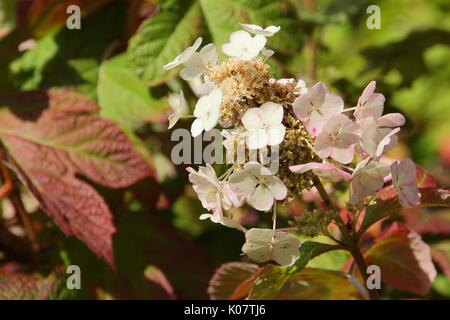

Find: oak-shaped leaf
<box><xmin>207</xmin><ymin>262</ymin><xmax>261</xmax><ymax>300</ymax></box>
<box><xmin>0</xmin><ymin>89</ymin><xmax>154</xmax><ymax>266</ymax></box>
<box><xmin>364</xmin><ymin>223</ymin><xmax>437</xmax><ymax>295</ymax></box>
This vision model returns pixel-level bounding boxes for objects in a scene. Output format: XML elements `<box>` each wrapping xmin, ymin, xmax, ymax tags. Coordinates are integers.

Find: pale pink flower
<box><xmin>167</xmin><ymin>91</ymin><xmax>188</xmax><ymax>129</ymax></box>
<box><xmin>228</xmin><ymin>162</ymin><xmax>287</xmax><ymax>211</ymax></box>
<box><xmin>353</xmin><ymin>81</ymin><xmax>385</xmax><ymax>123</ymax></box>
<box><xmin>289</xmin><ymin>162</ymin><xmax>352</xmax><ymax>182</ymax></box>
<box><xmin>391</xmin><ymin>159</ymin><xmax>421</xmax><ymax>207</ymax></box>
<box><xmin>349</xmin><ymin>158</ymin><xmax>390</xmax><ymax>204</ymax></box>
<box><xmin>359</xmin><ymin>118</ymin><xmax>402</xmax><ymax>158</ymax></box>
<box><xmin>241</xmin><ymin>102</ymin><xmax>286</xmax><ymax>150</ymax></box>
<box><xmin>314</xmin><ymin>114</ymin><xmax>360</xmax><ymax>164</ymax></box>
<box><xmin>187</xmin><ymin>164</ymin><xmax>229</xmax><ymax>219</ymax></box>
<box><xmin>242</xmin><ymin>228</ymin><xmax>300</xmax><ymax>266</ymax></box>
<box><xmin>293</xmin><ymin>82</ymin><xmax>343</xmax><ymax>136</ymax></box>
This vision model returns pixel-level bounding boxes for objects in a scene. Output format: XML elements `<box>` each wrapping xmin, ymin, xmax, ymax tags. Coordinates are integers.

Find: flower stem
<box><xmin>349</xmin><ymin>244</ymin><xmax>379</xmax><ymax>300</ymax></box>
<box><xmin>312</xmin><ymin>176</ymin><xmax>379</xmax><ymax>300</ymax></box>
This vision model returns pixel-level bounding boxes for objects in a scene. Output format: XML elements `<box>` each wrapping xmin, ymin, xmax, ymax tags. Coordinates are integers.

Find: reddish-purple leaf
<box><xmin>415</xmin><ymin>165</ymin><xmax>437</xmax><ymax>188</ymax></box>
<box><xmin>361</xmin><ymin>188</ymin><xmax>450</xmax><ymax>236</ymax></box>
<box><xmin>0</xmin><ymin>90</ymin><xmax>154</xmax><ymax>266</ymax></box>
<box><xmin>0</xmin><ymin>268</ymin><xmax>63</xmax><ymax>300</ymax></box>
<box><xmin>144</xmin><ymin>265</ymin><xmax>176</xmax><ymax>300</ymax></box>
<box><xmin>207</xmin><ymin>262</ymin><xmax>261</xmax><ymax>300</ymax></box>
<box><xmin>364</xmin><ymin>224</ymin><xmax>437</xmax><ymax>295</ymax></box>
<box><xmin>403</xmin><ymin>208</ymin><xmax>450</xmax><ymax>235</ymax></box>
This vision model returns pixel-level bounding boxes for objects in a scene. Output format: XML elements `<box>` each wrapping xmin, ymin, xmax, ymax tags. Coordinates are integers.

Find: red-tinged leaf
<box><xmin>0</xmin><ymin>89</ymin><xmax>100</xmax><ymax>116</ymax></box>
<box><xmin>208</xmin><ymin>262</ymin><xmax>261</xmax><ymax>300</ymax></box>
<box><xmin>431</xmin><ymin>241</ymin><xmax>450</xmax><ymax>278</ymax></box>
<box><xmin>403</xmin><ymin>208</ymin><xmax>450</xmax><ymax>235</ymax></box>
<box><xmin>277</xmin><ymin>268</ymin><xmax>364</xmax><ymax>300</ymax></box>
<box><xmin>415</xmin><ymin>165</ymin><xmax>437</xmax><ymax>188</ymax></box>
<box><xmin>0</xmin><ymin>268</ymin><xmax>64</xmax><ymax>300</ymax></box>
<box><xmin>0</xmin><ymin>91</ymin><xmax>154</xmax><ymax>266</ymax></box>
<box><xmin>360</xmin><ymin>188</ymin><xmax>450</xmax><ymax>236</ymax></box>
<box><xmin>144</xmin><ymin>265</ymin><xmax>176</xmax><ymax>300</ymax></box>
<box><xmin>364</xmin><ymin>224</ymin><xmax>437</xmax><ymax>295</ymax></box>
<box><xmin>0</xmin><ymin>263</ymin><xmax>22</xmax><ymax>276</ymax></box>
<box><xmin>18</xmin><ymin>0</ymin><xmax>116</xmax><ymax>36</ymax></box>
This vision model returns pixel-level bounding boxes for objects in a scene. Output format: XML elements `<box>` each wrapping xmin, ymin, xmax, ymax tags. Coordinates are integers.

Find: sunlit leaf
<box><xmin>207</xmin><ymin>262</ymin><xmax>260</xmax><ymax>300</ymax></box>
<box><xmin>0</xmin><ymin>90</ymin><xmax>154</xmax><ymax>266</ymax></box>
<box><xmin>364</xmin><ymin>224</ymin><xmax>437</xmax><ymax>295</ymax></box>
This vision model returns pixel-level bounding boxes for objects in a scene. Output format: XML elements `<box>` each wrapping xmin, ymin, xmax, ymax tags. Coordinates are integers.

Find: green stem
<box><xmin>312</xmin><ymin>176</ymin><xmax>379</xmax><ymax>300</ymax></box>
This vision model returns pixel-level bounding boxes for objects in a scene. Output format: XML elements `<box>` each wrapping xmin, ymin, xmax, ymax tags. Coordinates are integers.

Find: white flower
<box><xmin>196</xmin><ymin>75</ymin><xmax>216</xmax><ymax>96</ymax></box>
<box><xmin>241</xmin><ymin>102</ymin><xmax>286</xmax><ymax>150</ymax></box>
<box><xmin>391</xmin><ymin>159</ymin><xmax>421</xmax><ymax>208</ymax></box>
<box><xmin>349</xmin><ymin>158</ymin><xmax>390</xmax><ymax>205</ymax></box>
<box><xmin>290</xmin><ymin>162</ymin><xmax>352</xmax><ymax>182</ymax></box>
<box><xmin>199</xmin><ymin>213</ymin><xmax>247</xmax><ymax>232</ymax></box>
<box><xmin>191</xmin><ymin>87</ymin><xmax>222</xmax><ymax>137</ymax></box>
<box><xmin>187</xmin><ymin>164</ymin><xmax>227</xmax><ymax>219</ymax></box>
<box><xmin>180</xmin><ymin>43</ymin><xmax>218</xmax><ymax>80</ymax></box>
<box><xmin>293</xmin><ymin>82</ymin><xmax>344</xmax><ymax>136</ymax></box>
<box><xmin>240</xmin><ymin>23</ymin><xmax>281</xmax><ymax>37</ymax></box>
<box><xmin>222</xmin><ymin>128</ymin><xmax>247</xmax><ymax>164</ymax></box>
<box><xmin>314</xmin><ymin>114</ymin><xmax>360</xmax><ymax>164</ymax></box>
<box><xmin>242</xmin><ymin>228</ymin><xmax>300</xmax><ymax>266</ymax></box>
<box><xmin>167</xmin><ymin>91</ymin><xmax>188</xmax><ymax>129</ymax></box>
<box><xmin>295</xmin><ymin>79</ymin><xmax>308</xmax><ymax>95</ymax></box>
<box><xmin>228</xmin><ymin>162</ymin><xmax>287</xmax><ymax>211</ymax></box>
<box><xmin>163</xmin><ymin>37</ymin><xmax>203</xmax><ymax>70</ymax></box>
<box><xmin>261</xmin><ymin>47</ymin><xmax>274</xmax><ymax>58</ymax></box>
<box><xmin>222</xmin><ymin>30</ymin><xmax>267</xmax><ymax>61</ymax></box>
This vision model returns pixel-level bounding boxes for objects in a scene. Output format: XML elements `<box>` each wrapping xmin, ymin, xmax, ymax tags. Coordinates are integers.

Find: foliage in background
<box><xmin>0</xmin><ymin>0</ymin><xmax>449</xmax><ymax>299</ymax></box>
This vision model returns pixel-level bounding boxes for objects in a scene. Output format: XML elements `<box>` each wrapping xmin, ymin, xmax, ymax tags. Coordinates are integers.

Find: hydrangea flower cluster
<box><xmin>165</xmin><ymin>25</ymin><xmax>421</xmax><ymax>266</ymax></box>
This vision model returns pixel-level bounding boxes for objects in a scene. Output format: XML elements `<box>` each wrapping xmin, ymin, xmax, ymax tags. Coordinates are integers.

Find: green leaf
<box><xmin>287</xmin><ymin>241</ymin><xmax>342</xmax><ymax>274</ymax></box>
<box><xmin>277</xmin><ymin>268</ymin><xmax>364</xmax><ymax>300</ymax></box>
<box><xmin>9</xmin><ymin>2</ymin><xmax>128</xmax><ymax>99</ymax></box>
<box><xmin>0</xmin><ymin>0</ymin><xmax>18</xmax><ymax>39</ymax></box>
<box><xmin>248</xmin><ymin>241</ymin><xmax>341</xmax><ymax>299</ymax></box>
<box><xmin>360</xmin><ymin>188</ymin><xmax>450</xmax><ymax>236</ymax></box>
<box><xmin>127</xmin><ymin>0</ymin><xmax>202</xmax><ymax>86</ymax></box>
<box><xmin>248</xmin><ymin>264</ymin><xmax>289</xmax><ymax>300</ymax></box>
<box><xmin>98</xmin><ymin>54</ymin><xmax>168</xmax><ymax>130</ymax></box>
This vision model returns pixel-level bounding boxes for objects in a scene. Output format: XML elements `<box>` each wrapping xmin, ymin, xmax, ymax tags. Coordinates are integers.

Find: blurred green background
<box><xmin>0</xmin><ymin>0</ymin><xmax>449</xmax><ymax>299</ymax></box>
